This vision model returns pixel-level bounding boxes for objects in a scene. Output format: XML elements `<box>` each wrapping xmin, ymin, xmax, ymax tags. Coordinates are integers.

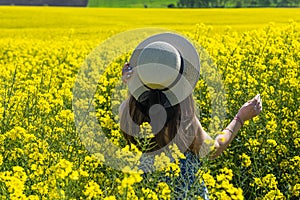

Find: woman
<box><xmin>119</xmin><ymin>33</ymin><xmax>262</xmax><ymax>198</ymax></box>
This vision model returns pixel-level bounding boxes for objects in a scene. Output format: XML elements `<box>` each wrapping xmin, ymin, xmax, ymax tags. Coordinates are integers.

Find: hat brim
<box><xmin>128</xmin><ymin>33</ymin><xmax>200</xmax><ymax>106</ymax></box>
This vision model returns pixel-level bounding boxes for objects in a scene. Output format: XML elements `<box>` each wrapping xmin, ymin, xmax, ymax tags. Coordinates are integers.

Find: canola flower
<box><xmin>0</xmin><ymin>12</ymin><xmax>299</xmax><ymax>200</ymax></box>
<box><xmin>189</xmin><ymin>21</ymin><xmax>299</xmax><ymax>199</ymax></box>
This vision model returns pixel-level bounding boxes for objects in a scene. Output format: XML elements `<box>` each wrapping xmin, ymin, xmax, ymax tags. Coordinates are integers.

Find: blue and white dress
<box><xmin>140</xmin><ymin>151</ymin><xmax>209</xmax><ymax>200</ymax></box>
<box><xmin>175</xmin><ymin>151</ymin><xmax>209</xmax><ymax>200</ymax></box>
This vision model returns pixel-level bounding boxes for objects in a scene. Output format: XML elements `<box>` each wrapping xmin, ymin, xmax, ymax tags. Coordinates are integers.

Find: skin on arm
<box><xmin>196</xmin><ymin>94</ymin><xmax>262</xmax><ymax>159</ymax></box>
<box><xmin>120</xmin><ymin>62</ymin><xmax>263</xmax><ymax>159</ymax></box>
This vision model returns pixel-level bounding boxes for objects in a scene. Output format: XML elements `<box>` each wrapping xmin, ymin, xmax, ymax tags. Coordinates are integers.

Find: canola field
<box><xmin>0</xmin><ymin>6</ymin><xmax>299</xmax><ymax>199</ymax></box>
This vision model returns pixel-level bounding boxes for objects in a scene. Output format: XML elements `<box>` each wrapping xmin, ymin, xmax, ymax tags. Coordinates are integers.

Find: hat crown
<box><xmin>137</xmin><ymin>41</ymin><xmax>181</xmax><ymax>90</ymax></box>
<box><xmin>128</xmin><ymin>32</ymin><xmax>200</xmax><ymax>107</ymax></box>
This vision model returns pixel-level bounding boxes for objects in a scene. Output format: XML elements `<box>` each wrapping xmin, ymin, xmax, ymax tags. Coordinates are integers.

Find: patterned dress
<box><xmin>174</xmin><ymin>151</ymin><xmax>209</xmax><ymax>199</ymax></box>
<box><xmin>140</xmin><ymin>151</ymin><xmax>209</xmax><ymax>200</ymax></box>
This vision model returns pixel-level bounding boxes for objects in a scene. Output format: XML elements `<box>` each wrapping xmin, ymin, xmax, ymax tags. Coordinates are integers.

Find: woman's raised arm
<box><xmin>196</xmin><ymin>94</ymin><xmax>262</xmax><ymax>159</ymax></box>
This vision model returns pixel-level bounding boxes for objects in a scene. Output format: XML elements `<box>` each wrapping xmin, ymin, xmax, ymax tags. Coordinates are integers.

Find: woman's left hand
<box><xmin>236</xmin><ymin>94</ymin><xmax>262</xmax><ymax>123</ymax></box>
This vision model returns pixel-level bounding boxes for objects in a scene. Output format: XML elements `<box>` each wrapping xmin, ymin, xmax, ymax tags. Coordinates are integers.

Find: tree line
<box><xmin>0</xmin><ymin>0</ymin><xmax>88</xmax><ymax>6</ymax></box>
<box><xmin>176</xmin><ymin>0</ymin><xmax>300</xmax><ymax>8</ymax></box>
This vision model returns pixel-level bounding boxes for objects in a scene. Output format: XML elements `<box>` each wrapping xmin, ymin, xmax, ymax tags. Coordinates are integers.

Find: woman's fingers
<box><xmin>256</xmin><ymin>94</ymin><xmax>262</xmax><ymax>110</ymax></box>
<box><xmin>253</xmin><ymin>94</ymin><xmax>262</xmax><ymax>114</ymax></box>
<box><xmin>122</xmin><ymin>71</ymin><xmax>132</xmax><ymax>83</ymax></box>
<box><xmin>122</xmin><ymin>63</ymin><xmax>133</xmax><ymax>83</ymax></box>
<box><xmin>122</xmin><ymin>63</ymin><xmax>130</xmax><ymax>73</ymax></box>
<box><xmin>237</xmin><ymin>94</ymin><xmax>262</xmax><ymax>121</ymax></box>
<box><xmin>257</xmin><ymin>94</ymin><xmax>262</xmax><ymax>111</ymax></box>
<box><xmin>250</xmin><ymin>94</ymin><xmax>260</xmax><ymax>105</ymax></box>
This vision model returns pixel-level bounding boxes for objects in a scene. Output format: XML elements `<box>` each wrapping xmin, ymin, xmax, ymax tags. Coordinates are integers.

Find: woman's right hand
<box><xmin>122</xmin><ymin>63</ymin><xmax>133</xmax><ymax>83</ymax></box>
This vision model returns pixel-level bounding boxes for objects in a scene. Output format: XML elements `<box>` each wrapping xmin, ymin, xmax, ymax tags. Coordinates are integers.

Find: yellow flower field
<box><xmin>0</xmin><ymin>6</ymin><xmax>299</xmax><ymax>199</ymax></box>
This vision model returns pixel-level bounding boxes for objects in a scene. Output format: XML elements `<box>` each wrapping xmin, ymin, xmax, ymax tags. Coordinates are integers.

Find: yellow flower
<box><xmin>79</xmin><ymin>168</ymin><xmax>89</xmax><ymax>177</ymax></box>
<box><xmin>263</xmin><ymin>189</ymin><xmax>285</xmax><ymax>200</ymax></box>
<box><xmin>265</xmin><ymin>120</ymin><xmax>278</xmax><ymax>134</ymax></box>
<box><xmin>267</xmin><ymin>139</ymin><xmax>277</xmax><ymax>147</ymax></box>
<box><xmin>0</xmin><ymin>154</ymin><xmax>3</xmax><ymax>166</ymax></box>
<box><xmin>27</xmin><ymin>195</ymin><xmax>40</xmax><ymax>200</ymax></box>
<box><xmin>291</xmin><ymin>184</ymin><xmax>300</xmax><ymax>197</ymax></box>
<box><xmin>261</xmin><ymin>174</ymin><xmax>278</xmax><ymax>189</ymax></box>
<box><xmin>70</xmin><ymin>170</ymin><xmax>79</xmax><ymax>180</ymax></box>
<box><xmin>216</xmin><ymin>173</ymin><xmax>227</xmax><ymax>182</ymax></box>
<box><xmin>239</xmin><ymin>153</ymin><xmax>251</xmax><ymax>167</ymax></box>
<box><xmin>119</xmin><ymin>172</ymin><xmax>143</xmax><ymax>189</ymax></box>
<box><xmin>276</xmin><ymin>144</ymin><xmax>288</xmax><ymax>155</ymax></box>
<box><xmin>202</xmin><ymin>171</ymin><xmax>216</xmax><ymax>188</ymax></box>
<box><xmin>164</xmin><ymin>162</ymin><xmax>180</xmax><ymax>177</ymax></box>
<box><xmin>168</xmin><ymin>143</ymin><xmax>185</xmax><ymax>161</ymax></box>
<box><xmin>84</xmin><ymin>180</ymin><xmax>103</xmax><ymax>199</ymax></box>
<box><xmin>154</xmin><ymin>152</ymin><xmax>171</xmax><ymax>171</ymax></box>
<box><xmin>245</xmin><ymin>138</ymin><xmax>261</xmax><ymax>152</ymax></box>
<box><xmin>156</xmin><ymin>182</ymin><xmax>171</xmax><ymax>200</ymax></box>
<box><xmin>0</xmin><ymin>167</ymin><xmax>28</xmax><ymax>199</ymax></box>
<box><xmin>141</xmin><ymin>188</ymin><xmax>159</xmax><ymax>200</ymax></box>
<box><xmin>220</xmin><ymin>167</ymin><xmax>233</xmax><ymax>180</ymax></box>
<box><xmin>103</xmin><ymin>196</ymin><xmax>117</xmax><ymax>200</ymax></box>
<box><xmin>291</xmin><ymin>156</ymin><xmax>300</xmax><ymax>170</ymax></box>
<box><xmin>294</xmin><ymin>138</ymin><xmax>300</xmax><ymax>148</ymax></box>
<box><xmin>139</xmin><ymin>122</ymin><xmax>153</xmax><ymax>135</ymax></box>
<box><xmin>31</xmin><ymin>181</ymin><xmax>49</xmax><ymax>195</ymax></box>
<box><xmin>52</xmin><ymin>159</ymin><xmax>73</xmax><ymax>179</ymax></box>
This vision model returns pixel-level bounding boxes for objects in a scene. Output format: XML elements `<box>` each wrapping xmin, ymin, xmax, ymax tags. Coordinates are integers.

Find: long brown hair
<box><xmin>120</xmin><ymin>93</ymin><xmax>200</xmax><ymax>154</ymax></box>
